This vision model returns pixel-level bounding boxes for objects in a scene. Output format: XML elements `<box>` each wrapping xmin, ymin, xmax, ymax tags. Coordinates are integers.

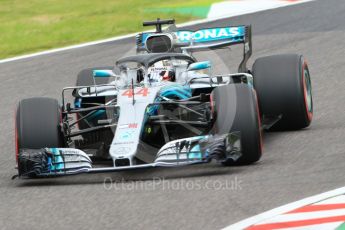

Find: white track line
<box><xmin>0</xmin><ymin>0</ymin><xmax>316</xmax><ymax>64</ymax></box>
<box><xmin>223</xmin><ymin>186</ymin><xmax>345</xmax><ymax>230</ymax></box>
<box><xmin>207</xmin><ymin>0</ymin><xmax>315</xmax><ymax>19</ymax></box>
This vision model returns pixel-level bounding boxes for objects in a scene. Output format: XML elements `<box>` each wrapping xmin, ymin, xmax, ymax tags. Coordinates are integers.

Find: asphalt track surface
<box><xmin>1</xmin><ymin>0</ymin><xmax>345</xmax><ymax>229</ymax></box>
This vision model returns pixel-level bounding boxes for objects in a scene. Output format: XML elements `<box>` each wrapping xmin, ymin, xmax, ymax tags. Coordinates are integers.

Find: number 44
<box><xmin>122</xmin><ymin>88</ymin><xmax>149</xmax><ymax>98</ymax></box>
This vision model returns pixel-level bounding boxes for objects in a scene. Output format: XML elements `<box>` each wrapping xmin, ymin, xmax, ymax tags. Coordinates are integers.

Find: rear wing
<box><xmin>136</xmin><ymin>24</ymin><xmax>252</xmax><ymax>72</ymax></box>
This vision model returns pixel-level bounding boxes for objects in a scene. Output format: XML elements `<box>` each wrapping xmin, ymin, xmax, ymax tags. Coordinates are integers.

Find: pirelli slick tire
<box><xmin>75</xmin><ymin>67</ymin><xmax>113</xmax><ymax>130</ymax></box>
<box><xmin>211</xmin><ymin>84</ymin><xmax>263</xmax><ymax>165</ymax></box>
<box><xmin>252</xmin><ymin>54</ymin><xmax>313</xmax><ymax>130</ymax></box>
<box><xmin>15</xmin><ymin>97</ymin><xmax>64</xmax><ymax>162</ymax></box>
<box><xmin>76</xmin><ymin>66</ymin><xmax>112</xmax><ymax>86</ymax></box>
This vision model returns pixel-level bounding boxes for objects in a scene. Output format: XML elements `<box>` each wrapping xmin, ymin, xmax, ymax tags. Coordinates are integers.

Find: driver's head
<box><xmin>160</xmin><ymin>69</ymin><xmax>175</xmax><ymax>82</ymax></box>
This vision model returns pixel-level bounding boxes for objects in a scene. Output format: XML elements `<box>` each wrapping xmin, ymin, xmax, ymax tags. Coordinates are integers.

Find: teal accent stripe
<box><xmin>87</xmin><ymin>110</ymin><xmax>105</xmax><ymax>121</ymax></box>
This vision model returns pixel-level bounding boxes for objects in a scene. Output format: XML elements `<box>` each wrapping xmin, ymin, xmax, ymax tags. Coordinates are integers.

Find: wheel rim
<box><xmin>302</xmin><ymin>62</ymin><xmax>313</xmax><ymax>121</ymax></box>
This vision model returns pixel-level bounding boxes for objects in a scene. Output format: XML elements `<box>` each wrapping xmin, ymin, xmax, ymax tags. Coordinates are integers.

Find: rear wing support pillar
<box><xmin>238</xmin><ymin>25</ymin><xmax>252</xmax><ymax>73</ymax></box>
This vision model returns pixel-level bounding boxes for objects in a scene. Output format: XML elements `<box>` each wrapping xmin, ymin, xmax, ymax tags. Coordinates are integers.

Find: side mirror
<box><xmin>93</xmin><ymin>70</ymin><xmax>115</xmax><ymax>78</ymax></box>
<box><xmin>187</xmin><ymin>61</ymin><xmax>211</xmax><ymax>71</ymax></box>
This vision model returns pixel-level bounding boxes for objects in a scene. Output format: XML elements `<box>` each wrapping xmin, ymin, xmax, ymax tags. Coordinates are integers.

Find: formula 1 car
<box><xmin>14</xmin><ymin>19</ymin><xmax>313</xmax><ymax>178</ymax></box>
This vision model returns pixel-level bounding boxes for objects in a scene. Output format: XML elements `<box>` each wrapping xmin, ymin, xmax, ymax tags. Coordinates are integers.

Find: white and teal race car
<box><xmin>14</xmin><ymin>19</ymin><xmax>313</xmax><ymax>178</ymax></box>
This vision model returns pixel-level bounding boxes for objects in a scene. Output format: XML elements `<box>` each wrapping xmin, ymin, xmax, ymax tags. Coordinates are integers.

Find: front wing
<box><xmin>15</xmin><ymin>133</ymin><xmax>241</xmax><ymax>178</ymax></box>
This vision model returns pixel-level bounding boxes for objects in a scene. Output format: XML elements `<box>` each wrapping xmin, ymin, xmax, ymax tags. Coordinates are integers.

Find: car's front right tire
<box><xmin>15</xmin><ymin>97</ymin><xmax>64</xmax><ymax>162</ymax></box>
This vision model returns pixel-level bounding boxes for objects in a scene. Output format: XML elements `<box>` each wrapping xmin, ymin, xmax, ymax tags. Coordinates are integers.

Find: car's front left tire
<box><xmin>211</xmin><ymin>84</ymin><xmax>262</xmax><ymax>165</ymax></box>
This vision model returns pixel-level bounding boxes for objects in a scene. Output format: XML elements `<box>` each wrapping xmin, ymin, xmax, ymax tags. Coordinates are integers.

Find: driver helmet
<box><xmin>148</xmin><ymin>60</ymin><xmax>175</xmax><ymax>82</ymax></box>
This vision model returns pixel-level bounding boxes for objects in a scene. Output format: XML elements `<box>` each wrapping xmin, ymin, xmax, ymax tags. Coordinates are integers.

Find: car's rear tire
<box><xmin>75</xmin><ymin>67</ymin><xmax>113</xmax><ymax>130</ymax></box>
<box><xmin>76</xmin><ymin>66</ymin><xmax>112</xmax><ymax>86</ymax></box>
<box><xmin>15</xmin><ymin>97</ymin><xmax>64</xmax><ymax>161</ymax></box>
<box><xmin>252</xmin><ymin>54</ymin><xmax>313</xmax><ymax>130</ymax></box>
<box><xmin>211</xmin><ymin>84</ymin><xmax>262</xmax><ymax>165</ymax></box>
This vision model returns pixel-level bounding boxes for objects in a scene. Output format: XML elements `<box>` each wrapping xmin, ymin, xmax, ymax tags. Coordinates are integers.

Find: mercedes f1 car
<box><xmin>14</xmin><ymin>19</ymin><xmax>313</xmax><ymax>178</ymax></box>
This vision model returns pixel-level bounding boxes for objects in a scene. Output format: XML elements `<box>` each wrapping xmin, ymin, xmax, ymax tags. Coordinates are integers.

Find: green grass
<box><xmin>0</xmin><ymin>0</ymin><xmax>219</xmax><ymax>59</ymax></box>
